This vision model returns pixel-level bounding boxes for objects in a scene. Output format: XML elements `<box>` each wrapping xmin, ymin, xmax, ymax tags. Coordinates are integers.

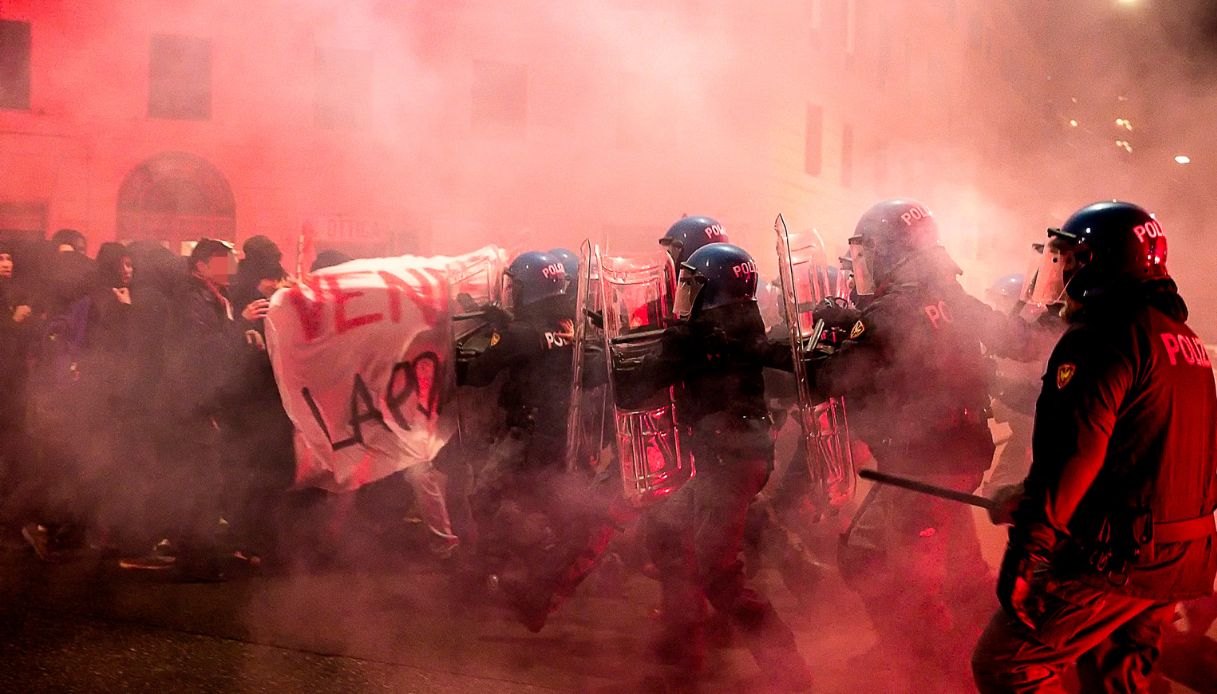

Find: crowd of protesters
<box><xmin>0</xmin><ymin>230</ymin><xmax>370</xmax><ymax>580</ymax></box>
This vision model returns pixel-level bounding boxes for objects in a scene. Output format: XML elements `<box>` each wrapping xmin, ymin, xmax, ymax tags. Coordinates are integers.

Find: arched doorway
<box><xmin>116</xmin><ymin>152</ymin><xmax>235</xmax><ymax>253</ymax></box>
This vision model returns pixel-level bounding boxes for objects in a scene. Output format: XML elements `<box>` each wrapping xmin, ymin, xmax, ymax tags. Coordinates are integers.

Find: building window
<box><xmin>148</xmin><ymin>34</ymin><xmax>211</xmax><ymax>120</ymax></box>
<box><xmin>804</xmin><ymin>104</ymin><xmax>823</xmax><ymax>177</ymax></box>
<box><xmin>0</xmin><ymin>201</ymin><xmax>46</xmax><ymax>241</ymax></box>
<box><xmin>472</xmin><ymin>60</ymin><xmax>527</xmax><ymax>134</ymax></box>
<box><xmin>841</xmin><ymin>124</ymin><xmax>854</xmax><ymax>187</ymax></box>
<box><xmin>315</xmin><ymin>48</ymin><xmax>372</xmax><ymax>129</ymax></box>
<box><xmin>0</xmin><ymin>20</ymin><xmax>31</xmax><ymax>110</ymax></box>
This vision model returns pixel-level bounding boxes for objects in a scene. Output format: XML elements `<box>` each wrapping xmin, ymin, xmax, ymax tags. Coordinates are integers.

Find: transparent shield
<box><xmin>672</xmin><ymin>268</ymin><xmax>702</xmax><ymax>320</ymax></box>
<box><xmin>600</xmin><ymin>251</ymin><xmax>693</xmax><ymax>507</ymax></box>
<box><xmin>1019</xmin><ymin>243</ymin><xmax>1045</xmax><ymax>305</ymax></box>
<box><xmin>1029</xmin><ymin>243</ymin><xmax>1069</xmax><ymax>307</ymax></box>
<box><xmin>777</xmin><ymin>227</ymin><xmax>834</xmax><ymax>339</ymax></box>
<box><xmin>564</xmin><ymin>241</ymin><xmax>610</xmax><ymax>473</ymax></box>
<box><xmin>775</xmin><ymin>214</ymin><xmax>856</xmax><ymax>514</ymax></box>
<box><xmin>447</xmin><ymin>248</ymin><xmax>507</xmax><ymax>444</ymax></box>
<box><xmin>448</xmin><ymin>250</ymin><xmax>506</xmax><ymax>342</ymax></box>
<box><xmin>848</xmin><ymin>238</ymin><xmax>876</xmax><ymax>296</ymax></box>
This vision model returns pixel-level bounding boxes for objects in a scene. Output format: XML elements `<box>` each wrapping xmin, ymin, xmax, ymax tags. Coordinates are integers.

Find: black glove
<box><xmin>481</xmin><ymin>303</ymin><xmax>511</xmax><ymax>329</ymax></box>
<box><xmin>812</xmin><ymin>299</ymin><xmax>861</xmax><ymax>333</ymax></box>
<box><xmin>455</xmin><ymin>292</ymin><xmax>479</xmax><ymax>313</ymax></box>
<box><xmin>996</xmin><ymin>545</ymin><xmax>1046</xmax><ymax>630</ymax></box>
<box><xmin>987</xmin><ymin>484</ymin><xmax>1025</xmax><ymax>526</ymax></box>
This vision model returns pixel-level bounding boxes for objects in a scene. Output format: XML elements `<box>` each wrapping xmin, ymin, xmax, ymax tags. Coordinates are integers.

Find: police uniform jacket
<box><xmin>1012</xmin><ymin>280</ymin><xmax>1217</xmax><ymax>600</ymax></box>
<box><xmin>460</xmin><ymin>293</ymin><xmax>575</xmax><ymax>432</ymax></box>
<box><xmin>807</xmin><ymin>246</ymin><xmax>1039</xmax><ymax>475</ymax></box>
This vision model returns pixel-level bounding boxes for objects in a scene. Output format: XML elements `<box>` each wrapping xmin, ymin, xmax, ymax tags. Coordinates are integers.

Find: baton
<box><xmin>858</xmin><ymin>469</ymin><xmax>996</xmax><ymax>511</ymax></box>
<box><xmin>610</xmin><ymin>328</ymin><xmax>667</xmax><ymax>345</ymax></box>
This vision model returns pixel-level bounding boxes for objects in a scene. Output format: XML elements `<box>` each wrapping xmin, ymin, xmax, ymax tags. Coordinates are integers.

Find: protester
<box><xmin>74</xmin><ymin>242</ymin><xmax>137</xmax><ymax>550</ymax></box>
<box><xmin>230</xmin><ymin>235</ymin><xmax>287</xmax><ymax>317</ymax></box>
<box><xmin>125</xmin><ymin>239</ymin><xmax>262</xmax><ymax>579</ymax></box>
<box><xmin>20</xmin><ymin>235</ymin><xmax>96</xmax><ymax>560</ymax></box>
<box><xmin>0</xmin><ymin>242</ymin><xmax>35</xmax><ymax>544</ymax></box>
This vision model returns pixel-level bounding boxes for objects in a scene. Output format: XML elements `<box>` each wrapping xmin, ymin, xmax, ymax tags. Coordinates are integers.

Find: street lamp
<box><xmin>1175</xmin><ymin>155</ymin><xmax>1191</xmax><ymax>164</ymax></box>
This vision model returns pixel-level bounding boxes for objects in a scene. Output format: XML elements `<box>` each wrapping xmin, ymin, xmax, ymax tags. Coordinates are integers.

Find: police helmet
<box><xmin>506</xmin><ymin>251</ymin><xmax>567</xmax><ymax>308</ymax></box>
<box><xmin>659</xmin><ymin>216</ymin><xmax>729</xmax><ymax>266</ymax></box>
<box><xmin>988</xmin><ymin>273</ymin><xmax>1025</xmax><ymax>300</ymax></box>
<box><xmin>547</xmin><ymin>248</ymin><xmax>579</xmax><ymax>285</ymax></box>
<box><xmin>1054</xmin><ymin>201</ymin><xmax>1169</xmax><ymax>301</ymax></box>
<box><xmin>673</xmin><ymin>243</ymin><xmax>758</xmax><ymax>319</ymax></box>
<box><xmin>848</xmin><ymin>199</ymin><xmax>939</xmax><ymax>294</ymax></box>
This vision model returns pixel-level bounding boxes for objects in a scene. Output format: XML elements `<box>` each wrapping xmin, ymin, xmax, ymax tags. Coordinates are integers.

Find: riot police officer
<box><xmin>972</xmin><ymin>201</ymin><xmax>1217</xmax><ymax>692</ymax></box>
<box><xmin>457</xmin><ymin>252</ymin><xmax>577</xmax><ymax>579</ymax></box>
<box><xmin>803</xmin><ymin>199</ymin><xmax>1040</xmax><ymax>680</ymax></box>
<box><xmin>625</xmin><ymin>243</ymin><xmax>813</xmax><ymax>688</ymax></box>
<box><xmin>460</xmin><ymin>251</ymin><xmax>575</xmax><ymax>459</ymax></box>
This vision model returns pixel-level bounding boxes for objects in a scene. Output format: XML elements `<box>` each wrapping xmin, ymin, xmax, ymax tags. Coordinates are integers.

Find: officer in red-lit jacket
<box><xmin>973</xmin><ymin>201</ymin><xmax>1217</xmax><ymax>693</ymax></box>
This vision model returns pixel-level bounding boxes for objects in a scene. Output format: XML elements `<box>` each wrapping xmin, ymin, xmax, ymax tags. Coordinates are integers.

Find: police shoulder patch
<box><xmin>849</xmin><ymin>320</ymin><xmax>866</xmax><ymax>339</ymax></box>
<box><xmin>1056</xmin><ymin>362</ymin><xmax>1076</xmax><ymax>390</ymax></box>
<box><xmin>489</xmin><ymin>331</ymin><xmax>501</xmax><ymax>347</ymax></box>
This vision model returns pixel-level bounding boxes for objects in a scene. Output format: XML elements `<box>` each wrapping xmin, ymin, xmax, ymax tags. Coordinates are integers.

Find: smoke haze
<box><xmin>3</xmin><ymin>2</ymin><xmax>1217</xmax><ymax>691</ymax></box>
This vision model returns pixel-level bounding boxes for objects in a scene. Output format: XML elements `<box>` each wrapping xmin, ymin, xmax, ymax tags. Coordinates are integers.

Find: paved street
<box><xmin>0</xmin><ymin>518</ymin><xmax>879</xmax><ymax>693</ymax></box>
<box><xmin>1</xmin><ymin>505</ymin><xmax>1211</xmax><ymax>693</ymax></box>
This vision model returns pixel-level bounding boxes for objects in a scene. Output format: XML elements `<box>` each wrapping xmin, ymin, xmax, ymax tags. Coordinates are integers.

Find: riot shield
<box><xmin>564</xmin><ymin>241</ymin><xmax>610</xmax><ymax>473</ymax></box>
<box><xmin>599</xmin><ymin>252</ymin><xmax>693</xmax><ymax>507</ymax></box>
<box><xmin>448</xmin><ymin>247</ymin><xmax>506</xmax><ymax>345</ymax></box>
<box><xmin>447</xmin><ymin>248</ymin><xmax>507</xmax><ymax>443</ymax></box>
<box><xmin>775</xmin><ymin>214</ymin><xmax>856</xmax><ymax>512</ymax></box>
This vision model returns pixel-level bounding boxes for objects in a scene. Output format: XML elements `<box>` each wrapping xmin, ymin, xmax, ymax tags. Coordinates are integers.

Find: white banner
<box><xmin>266</xmin><ymin>246</ymin><xmax>504</xmax><ymax>492</ymax></box>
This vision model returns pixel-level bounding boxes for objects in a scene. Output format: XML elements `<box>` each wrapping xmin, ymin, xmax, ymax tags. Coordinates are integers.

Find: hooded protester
<box><xmin>221</xmin><ymin>241</ymin><xmax>297</xmax><ymax>563</ymax></box>
<box><xmin>125</xmin><ymin>241</ymin><xmax>183</xmax><ymax>406</ymax></box>
<box><xmin>310</xmin><ymin>249</ymin><xmax>352</xmax><ymax>272</ymax></box>
<box><xmin>0</xmin><ymin>240</ymin><xmax>33</xmax><ymax>405</ymax></box>
<box><xmin>0</xmin><ymin>241</ymin><xmax>35</xmax><ymax>540</ymax></box>
<box><xmin>73</xmin><ymin>242</ymin><xmax>138</xmax><ymax>549</ymax></box>
<box><xmin>84</xmin><ymin>242</ymin><xmax>135</xmax><ymax>363</ymax></box>
<box><xmin>229</xmin><ymin>235</ymin><xmax>286</xmax><ymax>323</ymax></box>
<box><xmin>20</xmin><ymin>234</ymin><xmax>97</xmax><ymax>560</ymax></box>
<box><xmin>48</xmin><ymin>228</ymin><xmax>86</xmax><ymax>256</ymax></box>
